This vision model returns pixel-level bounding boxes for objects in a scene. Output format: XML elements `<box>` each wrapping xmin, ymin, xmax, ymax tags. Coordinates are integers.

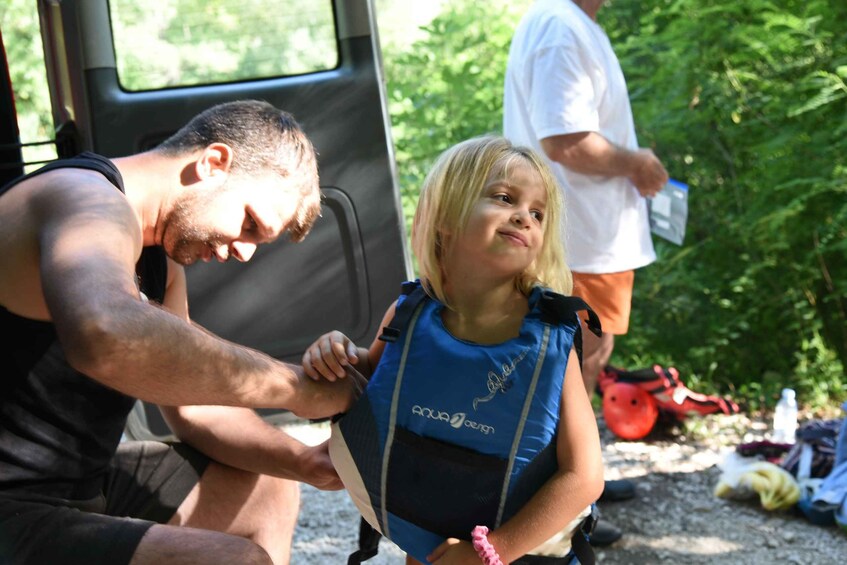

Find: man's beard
<box><xmin>165</xmin><ymin>216</ymin><xmax>214</xmax><ymax>266</ymax></box>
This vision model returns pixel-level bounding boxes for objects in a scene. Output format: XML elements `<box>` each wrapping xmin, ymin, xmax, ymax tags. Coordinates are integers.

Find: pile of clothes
<box><xmin>714</xmin><ymin>401</ymin><xmax>847</xmax><ymax>531</ymax></box>
<box><xmin>714</xmin><ymin>452</ymin><xmax>801</xmax><ymax>510</ymax></box>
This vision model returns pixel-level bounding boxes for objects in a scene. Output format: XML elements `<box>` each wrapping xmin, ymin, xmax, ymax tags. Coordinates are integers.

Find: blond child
<box><xmin>304</xmin><ymin>135</ymin><xmax>604</xmax><ymax>564</ymax></box>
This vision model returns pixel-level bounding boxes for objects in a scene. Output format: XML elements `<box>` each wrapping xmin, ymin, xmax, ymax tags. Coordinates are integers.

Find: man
<box><xmin>504</xmin><ymin>0</ymin><xmax>669</xmax><ymax>547</ymax></box>
<box><xmin>0</xmin><ymin>100</ymin><xmax>362</xmax><ymax>564</ymax></box>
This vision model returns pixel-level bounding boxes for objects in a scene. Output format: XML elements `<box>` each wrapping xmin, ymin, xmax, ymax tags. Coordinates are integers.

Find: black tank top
<box><xmin>0</xmin><ymin>153</ymin><xmax>167</xmax><ymax>501</ymax></box>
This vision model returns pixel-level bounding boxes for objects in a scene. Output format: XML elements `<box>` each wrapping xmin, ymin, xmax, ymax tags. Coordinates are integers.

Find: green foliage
<box><xmin>601</xmin><ymin>0</ymin><xmax>847</xmax><ymax>411</ymax></box>
<box><xmin>1</xmin><ymin>0</ymin><xmax>57</xmax><ymax>166</ymax></box>
<box><xmin>384</xmin><ymin>0</ymin><xmax>530</xmax><ymax>232</ymax></box>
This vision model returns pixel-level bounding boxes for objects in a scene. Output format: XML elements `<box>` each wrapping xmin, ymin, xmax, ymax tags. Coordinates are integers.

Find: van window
<box><xmin>108</xmin><ymin>0</ymin><xmax>339</xmax><ymax>91</ymax></box>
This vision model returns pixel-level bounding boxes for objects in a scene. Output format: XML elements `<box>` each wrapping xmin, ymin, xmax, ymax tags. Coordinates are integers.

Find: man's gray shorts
<box><xmin>0</xmin><ymin>441</ymin><xmax>209</xmax><ymax>564</ymax></box>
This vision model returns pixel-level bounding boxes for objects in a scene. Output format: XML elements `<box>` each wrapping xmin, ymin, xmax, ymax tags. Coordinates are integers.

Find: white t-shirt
<box><xmin>503</xmin><ymin>0</ymin><xmax>656</xmax><ymax>273</ymax></box>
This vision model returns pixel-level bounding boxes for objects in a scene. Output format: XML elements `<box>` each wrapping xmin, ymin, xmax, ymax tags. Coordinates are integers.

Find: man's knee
<box><xmin>227</xmin><ymin>475</ymin><xmax>299</xmax><ymax>565</ymax></box>
<box><xmin>216</xmin><ymin>536</ymin><xmax>274</xmax><ymax>565</ymax></box>
<box><xmin>170</xmin><ymin>462</ymin><xmax>300</xmax><ymax>564</ymax></box>
<box><xmin>253</xmin><ymin>473</ymin><xmax>300</xmax><ymax>524</ymax></box>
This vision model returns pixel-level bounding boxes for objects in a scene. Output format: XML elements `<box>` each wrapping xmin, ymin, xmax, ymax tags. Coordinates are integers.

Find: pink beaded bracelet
<box><xmin>471</xmin><ymin>525</ymin><xmax>503</xmax><ymax>565</ymax></box>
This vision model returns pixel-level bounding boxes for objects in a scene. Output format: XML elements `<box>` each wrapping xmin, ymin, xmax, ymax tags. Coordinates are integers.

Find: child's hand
<box><xmin>302</xmin><ymin>330</ymin><xmax>360</xmax><ymax>381</ymax></box>
<box><xmin>427</xmin><ymin>538</ymin><xmax>480</xmax><ymax>564</ymax></box>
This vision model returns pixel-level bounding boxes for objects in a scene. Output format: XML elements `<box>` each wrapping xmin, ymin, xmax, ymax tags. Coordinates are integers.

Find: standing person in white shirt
<box><xmin>503</xmin><ymin>0</ymin><xmax>669</xmax><ymax>547</ymax></box>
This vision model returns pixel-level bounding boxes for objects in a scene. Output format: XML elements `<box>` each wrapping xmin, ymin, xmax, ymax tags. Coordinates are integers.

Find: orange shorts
<box><xmin>572</xmin><ymin>270</ymin><xmax>635</xmax><ymax>335</ymax></box>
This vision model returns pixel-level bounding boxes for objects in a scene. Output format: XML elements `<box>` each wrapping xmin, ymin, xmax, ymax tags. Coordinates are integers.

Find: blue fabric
<box><xmin>835</xmin><ymin>401</ymin><xmax>847</xmax><ymax>466</ymax></box>
<box><xmin>807</xmin><ymin>401</ymin><xmax>847</xmax><ymax>529</ymax></box>
<box><xmin>339</xmin><ymin>281</ymin><xmax>583</xmax><ymax>563</ymax></box>
<box><xmin>370</xmin><ymin>285</ymin><xmax>573</xmax><ymax>458</ymax></box>
<box><xmin>811</xmin><ymin>460</ymin><xmax>847</xmax><ymax>528</ymax></box>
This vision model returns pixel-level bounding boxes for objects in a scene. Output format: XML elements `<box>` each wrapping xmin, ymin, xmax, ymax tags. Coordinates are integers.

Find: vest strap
<box><xmin>538</xmin><ymin>291</ymin><xmax>602</xmax><ymax>371</ymax></box>
<box><xmin>570</xmin><ymin>505</ymin><xmax>598</xmax><ymax>565</ymax></box>
<box><xmin>379</xmin><ymin>283</ymin><xmax>429</xmax><ymax>343</ymax></box>
<box><xmin>347</xmin><ymin>517</ymin><xmax>382</xmax><ymax>564</ymax></box>
<box><xmin>538</xmin><ymin>292</ymin><xmax>601</xmax><ymax>337</ymax></box>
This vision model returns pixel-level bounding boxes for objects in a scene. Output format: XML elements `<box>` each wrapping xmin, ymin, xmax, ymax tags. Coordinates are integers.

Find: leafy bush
<box><xmin>602</xmin><ymin>0</ymin><xmax>846</xmax><ymax>410</ymax></box>
<box><xmin>383</xmin><ymin>0</ymin><xmax>527</xmax><ymax>231</ymax></box>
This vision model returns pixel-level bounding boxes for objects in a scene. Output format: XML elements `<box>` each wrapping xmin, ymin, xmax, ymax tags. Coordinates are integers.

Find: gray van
<box><xmin>0</xmin><ymin>0</ymin><xmax>411</xmax><ymax>438</ymax></box>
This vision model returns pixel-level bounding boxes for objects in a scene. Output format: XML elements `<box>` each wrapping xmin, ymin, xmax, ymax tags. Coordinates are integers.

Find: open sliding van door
<box><xmin>37</xmin><ymin>0</ymin><xmax>411</xmax><ymax>437</ymax></box>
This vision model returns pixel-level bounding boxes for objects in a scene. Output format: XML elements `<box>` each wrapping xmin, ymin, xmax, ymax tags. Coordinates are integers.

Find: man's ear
<box><xmin>195</xmin><ymin>143</ymin><xmax>234</xmax><ymax>181</ymax></box>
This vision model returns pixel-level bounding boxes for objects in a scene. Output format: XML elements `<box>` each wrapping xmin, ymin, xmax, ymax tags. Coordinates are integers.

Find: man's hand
<box><xmin>628</xmin><ymin>148</ymin><xmax>668</xmax><ymax>198</ymax></box>
<box><xmin>293</xmin><ymin>364</ymin><xmax>367</xmax><ymax>420</ymax></box>
<box><xmin>297</xmin><ymin>440</ymin><xmax>344</xmax><ymax>490</ymax></box>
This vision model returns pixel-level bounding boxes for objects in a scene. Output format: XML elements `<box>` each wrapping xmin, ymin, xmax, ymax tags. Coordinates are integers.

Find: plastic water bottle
<box><xmin>773</xmin><ymin>388</ymin><xmax>798</xmax><ymax>444</ymax></box>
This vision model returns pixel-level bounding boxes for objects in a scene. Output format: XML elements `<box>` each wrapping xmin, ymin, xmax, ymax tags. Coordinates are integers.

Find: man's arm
<box><xmin>156</xmin><ymin>258</ymin><xmax>342</xmax><ymax>490</ymax></box>
<box><xmin>540</xmin><ymin>132</ymin><xmax>668</xmax><ymax>197</ymax></box>
<box><xmin>161</xmin><ymin>405</ymin><xmax>342</xmax><ymax>490</ymax></box>
<box><xmin>35</xmin><ymin>172</ymin><xmax>352</xmax><ymax>418</ymax></box>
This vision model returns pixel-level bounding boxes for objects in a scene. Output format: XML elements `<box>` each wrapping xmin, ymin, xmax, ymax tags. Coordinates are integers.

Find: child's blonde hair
<box><xmin>411</xmin><ymin>135</ymin><xmax>572</xmax><ymax>305</ymax></box>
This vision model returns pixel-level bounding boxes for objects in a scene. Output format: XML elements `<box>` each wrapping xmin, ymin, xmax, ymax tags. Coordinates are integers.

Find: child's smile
<box><xmin>450</xmin><ymin>159</ymin><xmax>548</xmax><ymax>278</ymax></box>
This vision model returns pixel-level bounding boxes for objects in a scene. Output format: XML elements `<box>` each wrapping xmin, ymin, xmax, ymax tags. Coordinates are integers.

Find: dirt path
<box><xmin>285</xmin><ymin>413</ymin><xmax>847</xmax><ymax>564</ymax></box>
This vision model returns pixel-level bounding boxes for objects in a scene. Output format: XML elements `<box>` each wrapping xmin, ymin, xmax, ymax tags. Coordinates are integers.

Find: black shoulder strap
<box><xmin>0</xmin><ymin>152</ymin><xmax>124</xmax><ymax>197</ymax></box>
<box><xmin>378</xmin><ymin>281</ymin><xmax>429</xmax><ymax>343</ymax></box>
<box><xmin>537</xmin><ymin>291</ymin><xmax>601</xmax><ymax>336</ymax></box>
<box><xmin>537</xmin><ymin>291</ymin><xmax>602</xmax><ymax>371</ymax></box>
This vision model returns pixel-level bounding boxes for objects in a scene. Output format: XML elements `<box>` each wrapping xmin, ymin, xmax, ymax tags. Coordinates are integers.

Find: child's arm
<box><xmin>301</xmin><ymin>301</ymin><xmax>397</xmax><ymax>382</ymax></box>
<box><xmin>428</xmin><ymin>347</ymin><xmax>604</xmax><ymax>564</ymax></box>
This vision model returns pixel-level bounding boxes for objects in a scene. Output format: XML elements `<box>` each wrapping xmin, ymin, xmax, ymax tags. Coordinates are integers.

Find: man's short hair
<box><xmin>157</xmin><ymin>99</ymin><xmax>321</xmax><ymax>241</ymax></box>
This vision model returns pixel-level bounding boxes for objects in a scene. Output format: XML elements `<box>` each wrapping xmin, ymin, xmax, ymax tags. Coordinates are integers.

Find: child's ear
<box><xmin>435</xmin><ymin>230</ymin><xmax>452</xmax><ymax>251</ymax></box>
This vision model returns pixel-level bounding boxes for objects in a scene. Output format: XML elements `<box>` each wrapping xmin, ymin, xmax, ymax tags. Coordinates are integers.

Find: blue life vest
<box><xmin>330</xmin><ymin>281</ymin><xmax>601</xmax><ymax>564</ymax></box>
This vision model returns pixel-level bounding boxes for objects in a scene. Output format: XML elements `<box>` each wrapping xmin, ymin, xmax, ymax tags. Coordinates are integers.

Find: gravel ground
<box><xmin>283</xmin><ymin>412</ymin><xmax>847</xmax><ymax>564</ymax></box>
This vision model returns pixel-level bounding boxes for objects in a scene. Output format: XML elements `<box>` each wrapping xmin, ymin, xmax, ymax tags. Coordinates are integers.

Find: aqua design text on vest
<box><xmin>410</xmin><ymin>405</ymin><xmax>495</xmax><ymax>435</ymax></box>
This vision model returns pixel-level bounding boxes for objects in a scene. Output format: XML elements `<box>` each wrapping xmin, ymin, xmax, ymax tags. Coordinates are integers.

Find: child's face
<box><xmin>447</xmin><ymin>160</ymin><xmax>547</xmax><ymax>279</ymax></box>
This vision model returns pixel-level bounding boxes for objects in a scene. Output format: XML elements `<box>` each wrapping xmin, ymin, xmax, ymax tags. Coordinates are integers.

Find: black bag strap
<box><xmin>347</xmin><ymin>517</ymin><xmax>382</xmax><ymax>565</ymax></box>
<box><xmin>378</xmin><ymin>281</ymin><xmax>429</xmax><ymax>343</ymax></box>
